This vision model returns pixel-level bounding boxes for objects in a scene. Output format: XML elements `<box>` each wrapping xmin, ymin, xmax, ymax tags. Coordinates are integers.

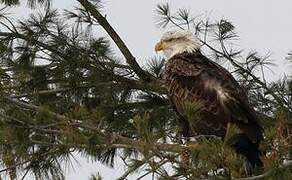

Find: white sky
<box><xmin>2</xmin><ymin>0</ymin><xmax>292</xmax><ymax>179</ymax></box>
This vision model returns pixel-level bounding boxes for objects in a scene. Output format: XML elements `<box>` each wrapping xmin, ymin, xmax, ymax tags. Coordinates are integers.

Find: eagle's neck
<box><xmin>164</xmin><ymin>40</ymin><xmax>200</xmax><ymax>59</ymax></box>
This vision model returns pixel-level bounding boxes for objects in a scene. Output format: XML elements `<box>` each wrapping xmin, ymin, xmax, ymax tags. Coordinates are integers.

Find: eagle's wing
<box><xmin>165</xmin><ymin>52</ymin><xmax>263</xmax><ymax>142</ymax></box>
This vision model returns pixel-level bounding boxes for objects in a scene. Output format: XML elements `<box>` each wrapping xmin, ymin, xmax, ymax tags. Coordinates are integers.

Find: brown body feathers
<box><xmin>165</xmin><ymin>51</ymin><xmax>263</xmax><ymax>142</ymax></box>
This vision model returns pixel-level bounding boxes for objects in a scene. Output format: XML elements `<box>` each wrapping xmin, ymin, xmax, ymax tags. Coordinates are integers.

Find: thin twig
<box><xmin>20</xmin><ymin>168</ymin><xmax>30</xmax><ymax>180</ymax></box>
<box><xmin>116</xmin><ymin>159</ymin><xmax>146</xmax><ymax>180</ymax></box>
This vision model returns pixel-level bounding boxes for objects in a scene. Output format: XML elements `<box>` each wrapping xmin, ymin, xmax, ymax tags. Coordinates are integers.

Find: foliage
<box><xmin>0</xmin><ymin>0</ymin><xmax>291</xmax><ymax>179</ymax></box>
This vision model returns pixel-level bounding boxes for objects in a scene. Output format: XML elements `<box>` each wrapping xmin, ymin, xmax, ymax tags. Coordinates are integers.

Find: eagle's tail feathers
<box><xmin>227</xmin><ymin>133</ymin><xmax>263</xmax><ymax>173</ymax></box>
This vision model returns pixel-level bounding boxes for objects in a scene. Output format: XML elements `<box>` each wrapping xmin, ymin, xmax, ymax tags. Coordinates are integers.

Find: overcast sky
<box><xmin>100</xmin><ymin>0</ymin><xmax>292</xmax><ymax>81</ymax></box>
<box><xmin>2</xmin><ymin>0</ymin><xmax>292</xmax><ymax>179</ymax></box>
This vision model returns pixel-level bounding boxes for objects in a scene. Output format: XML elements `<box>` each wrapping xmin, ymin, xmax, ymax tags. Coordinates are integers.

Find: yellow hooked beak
<box><xmin>155</xmin><ymin>41</ymin><xmax>168</xmax><ymax>52</ymax></box>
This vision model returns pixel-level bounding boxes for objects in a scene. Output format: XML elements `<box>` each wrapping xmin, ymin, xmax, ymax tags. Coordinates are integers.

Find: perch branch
<box><xmin>232</xmin><ymin>160</ymin><xmax>292</xmax><ymax>180</ymax></box>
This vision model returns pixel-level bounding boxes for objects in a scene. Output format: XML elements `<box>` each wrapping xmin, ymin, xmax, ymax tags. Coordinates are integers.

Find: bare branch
<box><xmin>77</xmin><ymin>0</ymin><xmax>153</xmax><ymax>82</ymax></box>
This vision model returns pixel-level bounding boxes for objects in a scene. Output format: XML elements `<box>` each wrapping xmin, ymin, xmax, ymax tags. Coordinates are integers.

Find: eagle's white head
<box><xmin>155</xmin><ymin>31</ymin><xmax>201</xmax><ymax>59</ymax></box>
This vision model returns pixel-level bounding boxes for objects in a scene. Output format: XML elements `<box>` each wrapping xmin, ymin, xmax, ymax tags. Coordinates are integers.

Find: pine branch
<box><xmin>77</xmin><ymin>0</ymin><xmax>154</xmax><ymax>82</ymax></box>
<box><xmin>116</xmin><ymin>160</ymin><xmax>146</xmax><ymax>180</ymax></box>
<box><xmin>0</xmin><ymin>160</ymin><xmax>30</xmax><ymax>174</ymax></box>
<box><xmin>9</xmin><ymin>87</ymin><xmax>72</xmax><ymax>98</ymax></box>
<box><xmin>0</xmin><ymin>30</ymin><xmax>165</xmax><ymax>95</ymax></box>
<box><xmin>30</xmin><ymin>140</ymin><xmax>134</xmax><ymax>150</ymax></box>
<box><xmin>104</xmin><ymin>99</ymin><xmax>169</xmax><ymax>110</ymax></box>
<box><xmin>232</xmin><ymin>160</ymin><xmax>292</xmax><ymax>180</ymax></box>
<box><xmin>2</xmin><ymin>97</ymin><xmax>292</xmax><ymax>179</ymax></box>
<box><xmin>0</xmin><ymin>31</ymin><xmax>67</xmax><ymax>59</ymax></box>
<box><xmin>0</xmin><ymin>148</ymin><xmax>67</xmax><ymax>177</ymax></box>
<box><xmin>0</xmin><ymin>96</ymin><xmax>193</xmax><ymax>153</ymax></box>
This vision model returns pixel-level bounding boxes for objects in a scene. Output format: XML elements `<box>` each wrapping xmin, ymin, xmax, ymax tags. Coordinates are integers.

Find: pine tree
<box><xmin>0</xmin><ymin>0</ymin><xmax>291</xmax><ymax>179</ymax></box>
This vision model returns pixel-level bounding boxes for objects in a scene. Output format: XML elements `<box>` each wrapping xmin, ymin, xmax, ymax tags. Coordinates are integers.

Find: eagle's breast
<box><xmin>165</xmin><ymin>52</ymin><xmax>230</xmax><ymax>137</ymax></box>
<box><xmin>165</xmin><ymin>51</ymin><xmax>263</xmax><ymax>142</ymax></box>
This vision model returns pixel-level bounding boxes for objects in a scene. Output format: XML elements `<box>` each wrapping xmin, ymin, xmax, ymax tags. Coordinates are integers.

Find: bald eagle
<box><xmin>155</xmin><ymin>31</ymin><xmax>263</xmax><ymax>168</ymax></box>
